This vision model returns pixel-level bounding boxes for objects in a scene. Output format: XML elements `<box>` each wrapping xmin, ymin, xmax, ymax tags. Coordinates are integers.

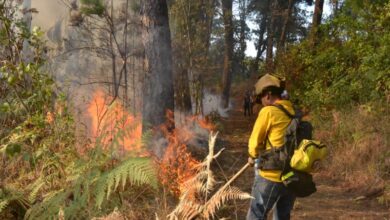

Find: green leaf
<box><xmin>5</xmin><ymin>143</ymin><xmax>21</xmax><ymax>157</ymax></box>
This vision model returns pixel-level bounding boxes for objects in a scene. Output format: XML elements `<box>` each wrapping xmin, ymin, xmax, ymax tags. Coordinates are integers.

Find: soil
<box><xmin>211</xmin><ymin>89</ymin><xmax>390</xmax><ymax>220</ymax></box>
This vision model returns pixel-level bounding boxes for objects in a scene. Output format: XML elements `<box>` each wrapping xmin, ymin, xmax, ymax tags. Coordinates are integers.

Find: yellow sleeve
<box><xmin>248</xmin><ymin>108</ymin><xmax>272</xmax><ymax>158</ymax></box>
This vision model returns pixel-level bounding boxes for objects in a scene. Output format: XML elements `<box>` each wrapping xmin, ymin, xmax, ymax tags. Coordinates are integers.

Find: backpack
<box><xmin>258</xmin><ymin>104</ymin><xmax>322</xmax><ymax>197</ymax></box>
<box><xmin>290</xmin><ymin>139</ymin><xmax>327</xmax><ymax>173</ymax></box>
<box><xmin>257</xmin><ymin>104</ymin><xmax>311</xmax><ymax>172</ymax></box>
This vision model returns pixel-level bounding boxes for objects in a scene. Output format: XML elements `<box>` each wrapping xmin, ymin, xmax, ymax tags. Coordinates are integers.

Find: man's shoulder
<box><xmin>259</xmin><ymin>106</ymin><xmax>276</xmax><ymax>116</ymax></box>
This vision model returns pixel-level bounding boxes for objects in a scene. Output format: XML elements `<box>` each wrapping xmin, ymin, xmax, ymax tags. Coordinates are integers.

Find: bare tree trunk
<box><xmin>277</xmin><ymin>0</ymin><xmax>294</xmax><ymax>53</ymax></box>
<box><xmin>175</xmin><ymin>68</ymin><xmax>192</xmax><ymax>116</ymax></box>
<box><xmin>123</xmin><ymin>0</ymin><xmax>129</xmax><ymax>107</ymax></box>
<box><xmin>141</xmin><ymin>0</ymin><xmax>174</xmax><ymax>130</ymax></box>
<box><xmin>331</xmin><ymin>0</ymin><xmax>340</xmax><ymax>16</ymax></box>
<box><xmin>238</xmin><ymin>0</ymin><xmax>247</xmax><ymax>77</ymax></box>
<box><xmin>22</xmin><ymin>0</ymin><xmax>32</xmax><ymax>62</ymax></box>
<box><xmin>265</xmin><ymin>0</ymin><xmax>277</xmax><ymax>73</ymax></box>
<box><xmin>109</xmin><ymin>0</ymin><xmax>118</xmax><ymax>98</ymax></box>
<box><xmin>220</xmin><ymin>0</ymin><xmax>234</xmax><ymax>109</ymax></box>
<box><xmin>203</xmin><ymin>0</ymin><xmax>216</xmax><ymax>58</ymax></box>
<box><xmin>251</xmin><ymin>15</ymin><xmax>267</xmax><ymax>74</ymax></box>
<box><xmin>311</xmin><ymin>0</ymin><xmax>324</xmax><ymax>44</ymax></box>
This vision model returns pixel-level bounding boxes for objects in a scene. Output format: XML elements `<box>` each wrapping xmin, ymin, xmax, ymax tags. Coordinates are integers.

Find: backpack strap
<box><xmin>264</xmin><ymin>104</ymin><xmax>295</xmax><ymax>149</ymax></box>
<box><xmin>272</xmin><ymin>104</ymin><xmax>296</xmax><ymax>119</ymax></box>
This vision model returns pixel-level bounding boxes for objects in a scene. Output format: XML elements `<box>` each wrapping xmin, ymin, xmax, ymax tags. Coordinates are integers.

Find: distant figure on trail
<box><xmin>244</xmin><ymin>90</ymin><xmax>252</xmax><ymax>116</ymax></box>
<box><xmin>250</xmin><ymin>90</ymin><xmax>255</xmax><ymax>115</ymax></box>
<box><xmin>247</xmin><ymin>74</ymin><xmax>296</xmax><ymax>220</ymax></box>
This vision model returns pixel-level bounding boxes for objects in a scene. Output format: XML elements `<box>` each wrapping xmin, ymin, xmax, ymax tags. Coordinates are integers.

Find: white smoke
<box><xmin>202</xmin><ymin>90</ymin><xmax>232</xmax><ymax>117</ymax></box>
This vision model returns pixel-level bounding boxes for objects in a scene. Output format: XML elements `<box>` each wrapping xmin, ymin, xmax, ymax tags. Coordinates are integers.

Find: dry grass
<box><xmin>315</xmin><ymin>103</ymin><xmax>389</xmax><ymax>197</ymax></box>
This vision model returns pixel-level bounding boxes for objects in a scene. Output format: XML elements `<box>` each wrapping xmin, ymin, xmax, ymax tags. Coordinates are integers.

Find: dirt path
<box><xmin>213</xmin><ymin>96</ymin><xmax>389</xmax><ymax>219</ymax></box>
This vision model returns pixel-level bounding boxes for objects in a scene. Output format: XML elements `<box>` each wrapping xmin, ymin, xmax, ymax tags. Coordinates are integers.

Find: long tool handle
<box><xmin>210</xmin><ymin>162</ymin><xmax>251</xmax><ymax>198</ymax></box>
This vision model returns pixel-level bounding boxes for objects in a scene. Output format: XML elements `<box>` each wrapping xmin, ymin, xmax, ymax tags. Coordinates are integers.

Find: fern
<box><xmin>25</xmin><ymin>157</ymin><xmax>157</xmax><ymax>219</ymax></box>
<box><xmin>25</xmin><ymin>190</ymin><xmax>71</xmax><ymax>220</ymax></box>
<box><xmin>203</xmin><ymin>187</ymin><xmax>252</xmax><ymax>219</ymax></box>
<box><xmin>28</xmin><ymin>178</ymin><xmax>45</xmax><ymax>204</ymax></box>
<box><xmin>167</xmin><ymin>132</ymin><xmax>251</xmax><ymax>219</ymax></box>
<box><xmin>95</xmin><ymin>157</ymin><xmax>157</xmax><ymax>208</ymax></box>
<box><xmin>0</xmin><ymin>200</ymin><xmax>9</xmax><ymax>214</ymax></box>
<box><xmin>0</xmin><ymin>187</ymin><xmax>30</xmax><ymax>215</ymax></box>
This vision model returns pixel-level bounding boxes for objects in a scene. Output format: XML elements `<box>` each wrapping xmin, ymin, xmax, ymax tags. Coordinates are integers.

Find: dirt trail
<box><xmin>214</xmin><ymin>95</ymin><xmax>389</xmax><ymax>219</ymax></box>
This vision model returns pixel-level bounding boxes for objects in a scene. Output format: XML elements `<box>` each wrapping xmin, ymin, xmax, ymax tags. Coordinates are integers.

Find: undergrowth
<box><xmin>313</xmin><ymin>101</ymin><xmax>389</xmax><ymax>204</ymax></box>
<box><xmin>0</xmin><ymin>3</ymin><xmax>157</xmax><ymax>218</ymax></box>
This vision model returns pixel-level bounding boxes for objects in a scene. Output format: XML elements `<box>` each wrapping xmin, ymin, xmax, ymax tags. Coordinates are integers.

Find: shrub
<box><xmin>313</xmin><ymin>102</ymin><xmax>389</xmax><ymax>195</ymax></box>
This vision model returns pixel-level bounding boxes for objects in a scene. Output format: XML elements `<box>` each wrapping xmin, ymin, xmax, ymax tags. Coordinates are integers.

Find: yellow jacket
<box><xmin>248</xmin><ymin>100</ymin><xmax>295</xmax><ymax>182</ymax></box>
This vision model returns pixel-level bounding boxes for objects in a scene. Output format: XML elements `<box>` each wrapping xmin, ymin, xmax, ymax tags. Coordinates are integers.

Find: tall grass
<box><xmin>313</xmin><ymin>102</ymin><xmax>389</xmax><ymax>200</ymax></box>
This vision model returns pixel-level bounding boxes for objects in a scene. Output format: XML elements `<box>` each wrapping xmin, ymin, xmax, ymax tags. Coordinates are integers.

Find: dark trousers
<box><xmin>247</xmin><ymin>174</ymin><xmax>295</xmax><ymax>220</ymax></box>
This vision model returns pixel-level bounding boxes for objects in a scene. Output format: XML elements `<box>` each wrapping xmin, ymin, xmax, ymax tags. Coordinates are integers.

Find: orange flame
<box><xmin>87</xmin><ymin>89</ymin><xmax>147</xmax><ymax>156</ymax></box>
<box><xmin>158</xmin><ymin>111</ymin><xmax>216</xmax><ymax>196</ymax></box>
<box><xmin>86</xmin><ymin>91</ymin><xmax>217</xmax><ymax>196</ymax></box>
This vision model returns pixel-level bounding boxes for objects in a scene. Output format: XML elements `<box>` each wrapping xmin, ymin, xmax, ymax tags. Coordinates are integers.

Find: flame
<box><xmin>86</xmin><ymin>89</ymin><xmax>146</xmax><ymax>156</ymax></box>
<box><xmin>86</xmin><ymin>91</ymin><xmax>217</xmax><ymax>196</ymax></box>
<box><xmin>158</xmin><ymin>111</ymin><xmax>216</xmax><ymax>196</ymax></box>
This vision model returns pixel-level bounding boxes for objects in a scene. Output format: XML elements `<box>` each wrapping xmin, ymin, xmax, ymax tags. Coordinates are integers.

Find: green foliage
<box><xmin>0</xmin><ymin>187</ymin><xmax>28</xmax><ymax>215</ymax></box>
<box><xmin>25</xmin><ymin>156</ymin><xmax>156</xmax><ymax>220</ymax></box>
<box><xmin>0</xmin><ymin>3</ymin><xmax>157</xmax><ymax>220</ymax></box>
<box><xmin>94</xmin><ymin>157</ymin><xmax>157</xmax><ymax>209</ymax></box>
<box><xmin>276</xmin><ymin>0</ymin><xmax>390</xmax><ymax>110</ymax></box>
<box><xmin>80</xmin><ymin>0</ymin><xmax>105</xmax><ymax>16</ymax></box>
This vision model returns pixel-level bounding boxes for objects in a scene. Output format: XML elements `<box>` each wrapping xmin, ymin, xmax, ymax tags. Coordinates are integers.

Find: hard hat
<box><xmin>254</xmin><ymin>74</ymin><xmax>281</xmax><ymax>95</ymax></box>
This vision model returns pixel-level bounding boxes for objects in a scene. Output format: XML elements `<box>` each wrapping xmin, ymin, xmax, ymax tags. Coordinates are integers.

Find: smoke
<box><xmin>202</xmin><ymin>90</ymin><xmax>232</xmax><ymax>117</ymax></box>
<box><xmin>30</xmin><ymin>1</ymin><xmax>228</xmax><ymax>157</ymax></box>
<box><xmin>31</xmin><ymin>0</ymin><xmax>67</xmax><ymax>31</ymax></box>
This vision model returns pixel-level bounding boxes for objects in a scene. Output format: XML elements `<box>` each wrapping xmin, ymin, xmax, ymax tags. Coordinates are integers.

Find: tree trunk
<box><xmin>238</xmin><ymin>0</ymin><xmax>247</xmax><ymax>77</ymax></box>
<box><xmin>251</xmin><ymin>15</ymin><xmax>267</xmax><ymax>74</ymax></box>
<box><xmin>203</xmin><ymin>0</ymin><xmax>216</xmax><ymax>58</ymax></box>
<box><xmin>265</xmin><ymin>0</ymin><xmax>277</xmax><ymax>73</ymax></box>
<box><xmin>220</xmin><ymin>0</ymin><xmax>234</xmax><ymax>109</ymax></box>
<box><xmin>277</xmin><ymin>0</ymin><xmax>294</xmax><ymax>53</ymax></box>
<box><xmin>173</xmin><ymin>60</ymin><xmax>192</xmax><ymax>119</ymax></box>
<box><xmin>141</xmin><ymin>0</ymin><xmax>174</xmax><ymax>130</ymax></box>
<box><xmin>331</xmin><ymin>0</ymin><xmax>340</xmax><ymax>16</ymax></box>
<box><xmin>311</xmin><ymin>0</ymin><xmax>324</xmax><ymax>44</ymax></box>
<box><xmin>22</xmin><ymin>0</ymin><xmax>32</xmax><ymax>62</ymax></box>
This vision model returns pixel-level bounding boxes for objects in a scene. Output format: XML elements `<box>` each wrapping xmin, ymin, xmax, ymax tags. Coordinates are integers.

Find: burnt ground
<box><xmin>209</xmin><ymin>94</ymin><xmax>390</xmax><ymax>220</ymax></box>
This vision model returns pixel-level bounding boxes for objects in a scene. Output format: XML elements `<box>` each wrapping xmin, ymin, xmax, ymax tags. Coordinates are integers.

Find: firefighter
<box><xmin>246</xmin><ymin>74</ymin><xmax>296</xmax><ymax>220</ymax></box>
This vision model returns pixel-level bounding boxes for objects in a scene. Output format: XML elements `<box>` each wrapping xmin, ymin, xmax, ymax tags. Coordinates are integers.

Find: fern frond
<box><xmin>0</xmin><ymin>187</ymin><xmax>30</xmax><ymax>214</ymax></box>
<box><xmin>168</xmin><ymin>201</ymin><xmax>202</xmax><ymax>220</ymax></box>
<box><xmin>179</xmin><ymin>169</ymin><xmax>211</xmax><ymax>197</ymax></box>
<box><xmin>0</xmin><ymin>200</ymin><xmax>9</xmax><ymax>214</ymax></box>
<box><xmin>28</xmin><ymin>179</ymin><xmax>45</xmax><ymax>204</ymax></box>
<box><xmin>203</xmin><ymin>187</ymin><xmax>252</xmax><ymax>219</ymax></box>
<box><xmin>94</xmin><ymin>157</ymin><xmax>157</xmax><ymax>208</ymax></box>
<box><xmin>25</xmin><ymin>190</ymin><xmax>69</xmax><ymax>220</ymax></box>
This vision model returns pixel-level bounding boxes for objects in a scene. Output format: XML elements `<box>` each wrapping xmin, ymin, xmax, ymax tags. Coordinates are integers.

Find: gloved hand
<box><xmin>248</xmin><ymin>157</ymin><xmax>255</xmax><ymax>166</ymax></box>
